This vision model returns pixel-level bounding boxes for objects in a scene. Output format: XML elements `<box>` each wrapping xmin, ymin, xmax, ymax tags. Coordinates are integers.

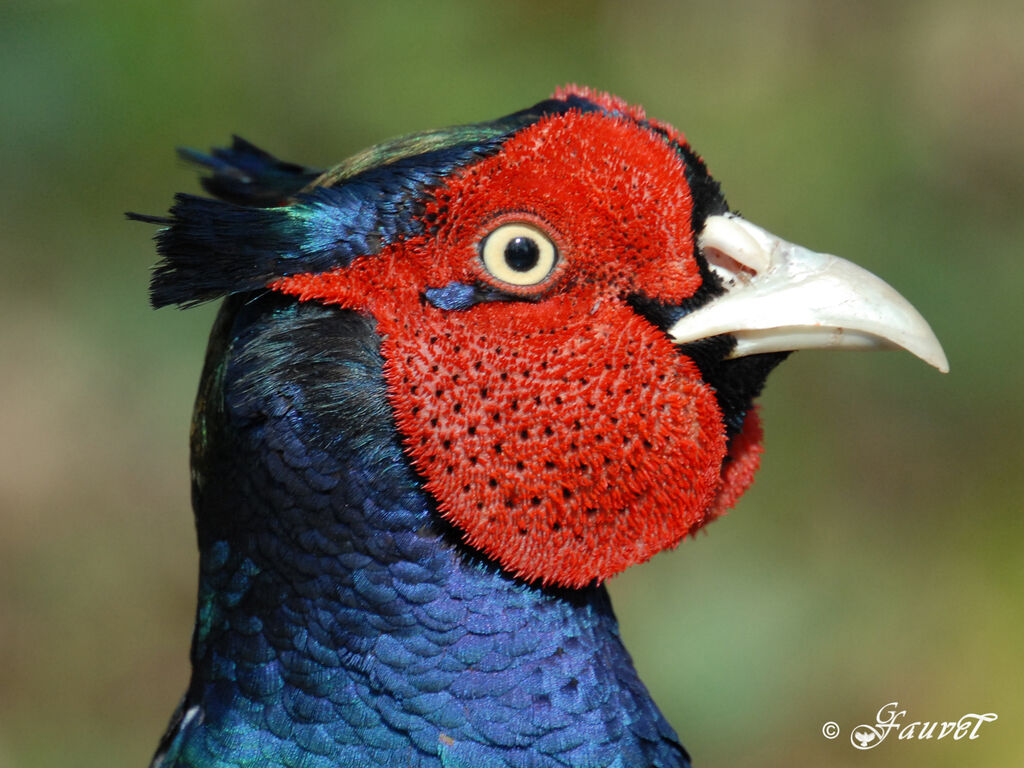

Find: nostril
<box><xmin>698</xmin><ymin>214</ymin><xmax>772</xmax><ymax>279</ymax></box>
<box><xmin>702</xmin><ymin>247</ymin><xmax>757</xmax><ymax>288</ymax></box>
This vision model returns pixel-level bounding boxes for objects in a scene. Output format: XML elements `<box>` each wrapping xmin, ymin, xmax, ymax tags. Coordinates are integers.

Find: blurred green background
<box><xmin>2</xmin><ymin>1</ymin><xmax>1022</xmax><ymax>766</ymax></box>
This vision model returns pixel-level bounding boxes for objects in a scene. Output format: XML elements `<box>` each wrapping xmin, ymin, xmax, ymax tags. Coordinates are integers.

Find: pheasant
<box><xmin>132</xmin><ymin>86</ymin><xmax>947</xmax><ymax>768</ymax></box>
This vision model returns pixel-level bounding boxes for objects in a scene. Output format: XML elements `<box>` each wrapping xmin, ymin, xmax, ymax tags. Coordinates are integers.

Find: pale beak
<box><xmin>668</xmin><ymin>214</ymin><xmax>949</xmax><ymax>372</ymax></box>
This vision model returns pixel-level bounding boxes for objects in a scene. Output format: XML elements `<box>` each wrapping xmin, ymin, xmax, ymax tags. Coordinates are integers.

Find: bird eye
<box><xmin>479</xmin><ymin>223</ymin><xmax>558</xmax><ymax>287</ymax></box>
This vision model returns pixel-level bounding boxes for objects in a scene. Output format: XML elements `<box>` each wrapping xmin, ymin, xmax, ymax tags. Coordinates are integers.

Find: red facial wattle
<box><xmin>382</xmin><ymin>295</ymin><xmax>728</xmax><ymax>588</ymax></box>
<box><xmin>273</xmin><ymin>104</ymin><xmax>760</xmax><ymax>587</ymax></box>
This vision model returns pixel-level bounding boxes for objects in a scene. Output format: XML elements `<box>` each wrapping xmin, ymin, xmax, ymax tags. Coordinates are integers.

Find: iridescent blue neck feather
<box><xmin>152</xmin><ymin>294</ymin><xmax>691</xmax><ymax>768</ymax></box>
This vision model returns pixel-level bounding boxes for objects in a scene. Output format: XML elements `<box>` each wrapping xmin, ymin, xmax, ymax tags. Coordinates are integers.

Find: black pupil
<box><xmin>504</xmin><ymin>236</ymin><xmax>540</xmax><ymax>272</ymax></box>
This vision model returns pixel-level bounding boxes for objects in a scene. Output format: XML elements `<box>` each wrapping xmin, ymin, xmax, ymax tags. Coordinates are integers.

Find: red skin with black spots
<box><xmin>274</xmin><ymin>95</ymin><xmax>762</xmax><ymax>588</ymax></box>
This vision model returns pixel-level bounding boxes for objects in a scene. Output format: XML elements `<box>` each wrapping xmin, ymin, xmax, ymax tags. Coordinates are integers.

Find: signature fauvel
<box><xmin>849</xmin><ymin>701</ymin><xmax>998</xmax><ymax>750</ymax></box>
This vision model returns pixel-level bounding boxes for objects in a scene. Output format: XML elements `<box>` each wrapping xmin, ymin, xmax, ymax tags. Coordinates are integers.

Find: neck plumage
<box><xmin>154</xmin><ymin>294</ymin><xmax>690</xmax><ymax>768</ymax></box>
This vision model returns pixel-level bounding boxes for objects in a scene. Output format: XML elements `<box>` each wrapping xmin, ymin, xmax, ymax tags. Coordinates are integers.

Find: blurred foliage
<box><xmin>1</xmin><ymin>1</ymin><xmax>1022</xmax><ymax>766</ymax></box>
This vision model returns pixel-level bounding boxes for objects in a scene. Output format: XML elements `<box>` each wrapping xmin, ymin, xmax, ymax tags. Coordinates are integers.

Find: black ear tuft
<box><xmin>135</xmin><ymin>186</ymin><xmax>401</xmax><ymax>309</ymax></box>
<box><xmin>142</xmin><ymin>194</ymin><xmax>305</xmax><ymax>308</ymax></box>
<box><xmin>178</xmin><ymin>136</ymin><xmax>323</xmax><ymax>207</ymax></box>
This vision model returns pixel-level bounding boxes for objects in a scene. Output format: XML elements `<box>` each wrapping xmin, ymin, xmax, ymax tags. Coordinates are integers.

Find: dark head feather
<box><xmin>129</xmin><ymin>95</ymin><xmax>612</xmax><ymax>309</ymax></box>
<box><xmin>177</xmin><ymin>136</ymin><xmax>323</xmax><ymax>207</ymax></box>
